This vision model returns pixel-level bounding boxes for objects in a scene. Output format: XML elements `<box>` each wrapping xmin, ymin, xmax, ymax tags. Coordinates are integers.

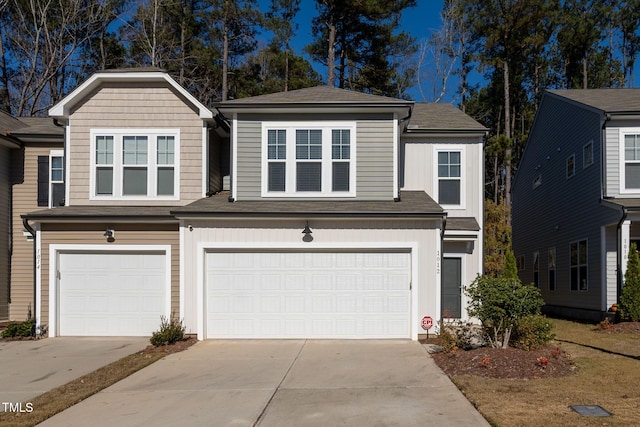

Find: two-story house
<box><xmin>0</xmin><ymin>112</ymin><xmax>64</xmax><ymax>322</ymax></box>
<box><xmin>513</xmin><ymin>89</ymin><xmax>640</xmax><ymax>321</ymax></box>
<box><xmin>15</xmin><ymin>68</ymin><xmax>485</xmax><ymax>339</ymax></box>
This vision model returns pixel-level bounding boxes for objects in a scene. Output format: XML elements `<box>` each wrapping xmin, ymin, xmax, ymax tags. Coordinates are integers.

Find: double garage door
<box><xmin>206</xmin><ymin>250</ymin><xmax>411</xmax><ymax>339</ymax></box>
<box><xmin>57</xmin><ymin>252</ymin><xmax>167</xmax><ymax>336</ymax></box>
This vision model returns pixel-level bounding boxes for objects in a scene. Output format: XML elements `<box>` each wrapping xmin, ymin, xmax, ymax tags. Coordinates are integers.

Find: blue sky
<box><xmin>277</xmin><ymin>1</ymin><xmax>447</xmax><ymax>101</ymax></box>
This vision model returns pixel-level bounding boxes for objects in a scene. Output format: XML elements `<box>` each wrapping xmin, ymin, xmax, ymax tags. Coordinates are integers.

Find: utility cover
<box><xmin>569</xmin><ymin>405</ymin><xmax>611</xmax><ymax>417</ymax></box>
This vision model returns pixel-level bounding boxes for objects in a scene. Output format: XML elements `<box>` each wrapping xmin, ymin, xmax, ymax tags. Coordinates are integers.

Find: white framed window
<box><xmin>38</xmin><ymin>150</ymin><xmax>65</xmax><ymax>208</ymax></box>
<box><xmin>90</xmin><ymin>129</ymin><xmax>180</xmax><ymax>200</ymax></box>
<box><xmin>261</xmin><ymin>122</ymin><xmax>356</xmax><ymax>197</ymax></box>
<box><xmin>583</xmin><ymin>141</ymin><xmax>594</xmax><ymax>168</ymax></box>
<box><xmin>621</xmin><ymin>129</ymin><xmax>640</xmax><ymax>192</ymax></box>
<box><xmin>570</xmin><ymin>239</ymin><xmax>588</xmax><ymax>291</ymax></box>
<box><xmin>566</xmin><ymin>154</ymin><xmax>575</xmax><ymax>179</ymax></box>
<box><xmin>434</xmin><ymin>146</ymin><xmax>465</xmax><ymax>208</ymax></box>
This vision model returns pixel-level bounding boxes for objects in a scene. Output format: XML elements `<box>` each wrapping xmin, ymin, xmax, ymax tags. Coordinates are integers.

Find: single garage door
<box><xmin>58</xmin><ymin>251</ymin><xmax>167</xmax><ymax>336</ymax></box>
<box><xmin>206</xmin><ymin>251</ymin><xmax>411</xmax><ymax>339</ymax></box>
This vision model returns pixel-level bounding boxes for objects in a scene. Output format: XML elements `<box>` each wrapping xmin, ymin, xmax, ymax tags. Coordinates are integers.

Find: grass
<box><xmin>450</xmin><ymin>319</ymin><xmax>640</xmax><ymax>426</ymax></box>
<box><xmin>0</xmin><ymin>340</ymin><xmax>194</xmax><ymax>427</ymax></box>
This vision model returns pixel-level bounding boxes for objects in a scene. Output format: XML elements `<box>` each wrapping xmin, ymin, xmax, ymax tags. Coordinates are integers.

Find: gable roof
<box><xmin>49</xmin><ymin>68</ymin><xmax>214</xmax><ymax>120</ymax></box>
<box><xmin>407</xmin><ymin>103</ymin><xmax>487</xmax><ymax>133</ymax></box>
<box><xmin>547</xmin><ymin>89</ymin><xmax>640</xmax><ymax>114</ymax></box>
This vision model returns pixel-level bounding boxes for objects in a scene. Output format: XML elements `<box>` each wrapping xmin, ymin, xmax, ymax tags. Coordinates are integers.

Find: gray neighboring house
<box><xmin>513</xmin><ymin>88</ymin><xmax>640</xmax><ymax>321</ymax></box>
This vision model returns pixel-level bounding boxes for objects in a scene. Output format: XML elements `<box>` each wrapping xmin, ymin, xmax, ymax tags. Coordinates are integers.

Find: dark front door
<box><xmin>442</xmin><ymin>258</ymin><xmax>462</xmax><ymax>318</ymax></box>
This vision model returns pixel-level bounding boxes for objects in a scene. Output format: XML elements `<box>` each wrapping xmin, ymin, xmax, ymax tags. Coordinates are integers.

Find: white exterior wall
<box><xmin>401</xmin><ymin>136</ymin><xmax>484</xmax><ymax>220</ymax></box>
<box><xmin>180</xmin><ymin>218</ymin><xmax>443</xmax><ymax>339</ymax></box>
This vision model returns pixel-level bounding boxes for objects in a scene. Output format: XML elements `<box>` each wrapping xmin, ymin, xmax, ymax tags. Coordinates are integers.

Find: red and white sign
<box><xmin>421</xmin><ymin>316</ymin><xmax>433</xmax><ymax>330</ymax></box>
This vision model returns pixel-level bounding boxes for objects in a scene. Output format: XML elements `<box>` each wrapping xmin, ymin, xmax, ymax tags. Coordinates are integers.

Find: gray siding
<box><xmin>0</xmin><ymin>145</ymin><xmax>10</xmax><ymax>320</ymax></box>
<box><xmin>512</xmin><ymin>94</ymin><xmax>619</xmax><ymax>312</ymax></box>
<box><xmin>234</xmin><ymin>113</ymin><xmax>394</xmax><ymax>200</ymax></box>
<box><xmin>604</xmin><ymin>119</ymin><xmax>640</xmax><ymax>197</ymax></box>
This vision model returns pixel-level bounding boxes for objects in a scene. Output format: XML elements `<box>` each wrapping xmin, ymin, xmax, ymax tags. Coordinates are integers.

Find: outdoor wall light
<box><xmin>302</xmin><ymin>222</ymin><xmax>313</xmax><ymax>242</ymax></box>
<box><xmin>104</xmin><ymin>228</ymin><xmax>115</xmax><ymax>242</ymax></box>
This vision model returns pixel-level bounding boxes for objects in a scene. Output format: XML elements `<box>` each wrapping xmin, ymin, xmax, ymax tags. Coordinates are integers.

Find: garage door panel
<box><xmin>58</xmin><ymin>252</ymin><xmax>167</xmax><ymax>336</ymax></box>
<box><xmin>206</xmin><ymin>251</ymin><xmax>411</xmax><ymax>339</ymax></box>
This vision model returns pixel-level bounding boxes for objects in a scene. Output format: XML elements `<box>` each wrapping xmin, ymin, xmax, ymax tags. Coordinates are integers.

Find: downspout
<box><xmin>22</xmin><ymin>217</ymin><xmax>36</xmax><ymax>322</ymax></box>
<box><xmin>616</xmin><ymin>207</ymin><xmax>628</xmax><ymax>307</ymax></box>
<box><xmin>395</xmin><ymin>106</ymin><xmax>413</xmax><ymax>202</ymax></box>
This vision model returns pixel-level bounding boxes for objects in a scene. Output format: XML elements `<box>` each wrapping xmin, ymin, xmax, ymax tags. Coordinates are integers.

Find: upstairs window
<box><xmin>566</xmin><ymin>154</ymin><xmax>575</xmax><ymax>179</ymax></box>
<box><xmin>437</xmin><ymin>149</ymin><xmax>462</xmax><ymax>206</ymax></box>
<box><xmin>583</xmin><ymin>141</ymin><xmax>594</xmax><ymax>168</ymax></box>
<box><xmin>624</xmin><ymin>133</ymin><xmax>640</xmax><ymax>189</ymax></box>
<box><xmin>262</xmin><ymin>122</ymin><xmax>356</xmax><ymax>197</ymax></box>
<box><xmin>91</xmin><ymin>129</ymin><xmax>179</xmax><ymax>200</ymax></box>
<box><xmin>38</xmin><ymin>150</ymin><xmax>65</xmax><ymax>208</ymax></box>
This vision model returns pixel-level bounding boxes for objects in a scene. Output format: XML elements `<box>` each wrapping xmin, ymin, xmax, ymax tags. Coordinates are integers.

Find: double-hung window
<box><xmin>436</xmin><ymin>147</ymin><xmax>463</xmax><ymax>207</ymax></box>
<box><xmin>38</xmin><ymin>150</ymin><xmax>65</xmax><ymax>207</ymax></box>
<box><xmin>623</xmin><ymin>131</ymin><xmax>640</xmax><ymax>191</ymax></box>
<box><xmin>570</xmin><ymin>239</ymin><xmax>588</xmax><ymax>291</ymax></box>
<box><xmin>91</xmin><ymin>129</ymin><xmax>179</xmax><ymax>199</ymax></box>
<box><xmin>262</xmin><ymin>122</ymin><xmax>356</xmax><ymax>197</ymax></box>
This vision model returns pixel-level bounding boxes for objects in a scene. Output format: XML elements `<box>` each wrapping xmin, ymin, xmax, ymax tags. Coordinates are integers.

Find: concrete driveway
<box><xmin>0</xmin><ymin>337</ymin><xmax>149</xmax><ymax>407</ymax></box>
<box><xmin>40</xmin><ymin>340</ymin><xmax>489</xmax><ymax>426</ymax></box>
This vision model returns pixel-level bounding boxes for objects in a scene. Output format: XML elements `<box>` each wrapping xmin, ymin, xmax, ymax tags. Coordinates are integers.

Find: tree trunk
<box><xmin>222</xmin><ymin>20</ymin><xmax>229</xmax><ymax>101</ymax></box>
<box><xmin>284</xmin><ymin>44</ymin><xmax>289</xmax><ymax>91</ymax></box>
<box><xmin>504</xmin><ymin>59</ymin><xmax>512</xmax><ymax>216</ymax></box>
<box><xmin>582</xmin><ymin>56</ymin><xmax>588</xmax><ymax>89</ymax></box>
<box><xmin>327</xmin><ymin>21</ymin><xmax>336</xmax><ymax>87</ymax></box>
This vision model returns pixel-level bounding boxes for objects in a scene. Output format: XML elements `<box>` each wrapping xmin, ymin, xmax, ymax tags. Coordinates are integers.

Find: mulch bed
<box><xmin>431</xmin><ymin>345</ymin><xmax>576</xmax><ymax>379</ymax></box>
<box><xmin>596</xmin><ymin>321</ymin><xmax>640</xmax><ymax>334</ymax></box>
<box><xmin>138</xmin><ymin>336</ymin><xmax>197</xmax><ymax>355</ymax></box>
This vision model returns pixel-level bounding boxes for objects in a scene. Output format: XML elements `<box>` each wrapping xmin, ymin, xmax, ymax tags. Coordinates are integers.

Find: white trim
<box><xmin>179</xmin><ymin>222</ymin><xmax>186</xmax><ymax>322</ymax></box>
<box><xmin>49</xmin><ymin>150</ymin><xmax>64</xmax><ymax>208</ymax></box>
<box><xmin>260</xmin><ymin>121</ymin><xmax>357</xmax><ymax>198</ymax></box>
<box><xmin>196</xmin><ymin>241</ymin><xmax>419</xmax><ymax>340</ymax></box>
<box><xmin>232</xmin><ymin>114</ymin><xmax>238</xmax><ymax>200</ymax></box>
<box><xmin>89</xmin><ymin>128</ymin><xmax>180</xmax><ymax>201</ymax></box>
<box><xmin>619</xmin><ymin>128</ymin><xmax>640</xmax><ymax>194</ymax></box>
<box><xmin>434</xmin><ymin>226</ymin><xmax>442</xmax><ymax>322</ymax></box>
<box><xmin>433</xmin><ymin>145</ymin><xmax>466</xmax><ymax>210</ymax></box>
<box><xmin>441</xmin><ymin>254</ymin><xmax>466</xmax><ymax>320</ymax></box>
<box><xmin>49</xmin><ymin>71</ymin><xmax>213</xmax><ymax>119</ymax></box>
<box><xmin>393</xmin><ymin>114</ymin><xmax>399</xmax><ymax>199</ymax></box>
<box><xmin>35</xmin><ymin>225</ymin><xmax>42</xmax><ymax>334</ymax></box>
<box><xmin>583</xmin><ymin>140</ymin><xmax>594</xmax><ymax>169</ymax></box>
<box><xmin>600</xmin><ymin>227</ymin><xmax>607</xmax><ymax>310</ymax></box>
<box><xmin>65</xmin><ymin>122</ymin><xmax>71</xmax><ymax>206</ymax></box>
<box><xmin>202</xmin><ymin>124</ymin><xmax>208</xmax><ymax>198</ymax></box>
<box><xmin>47</xmin><ymin>244</ymin><xmax>172</xmax><ymax>337</ymax></box>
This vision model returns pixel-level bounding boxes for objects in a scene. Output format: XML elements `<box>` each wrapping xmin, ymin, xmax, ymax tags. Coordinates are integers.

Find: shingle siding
<box><xmin>513</xmin><ymin>94</ymin><xmax>618</xmax><ymax>311</ymax></box>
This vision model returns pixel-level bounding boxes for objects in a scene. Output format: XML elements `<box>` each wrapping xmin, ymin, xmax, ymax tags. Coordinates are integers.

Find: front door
<box><xmin>442</xmin><ymin>257</ymin><xmax>462</xmax><ymax>318</ymax></box>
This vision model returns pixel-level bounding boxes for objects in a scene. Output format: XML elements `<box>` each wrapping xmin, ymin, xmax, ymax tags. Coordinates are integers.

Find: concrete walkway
<box><xmin>0</xmin><ymin>337</ymin><xmax>149</xmax><ymax>407</ymax></box>
<box><xmin>40</xmin><ymin>340</ymin><xmax>489</xmax><ymax>426</ymax></box>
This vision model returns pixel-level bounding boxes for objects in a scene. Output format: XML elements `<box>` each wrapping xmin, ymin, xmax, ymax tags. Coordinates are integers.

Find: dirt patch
<box><xmin>431</xmin><ymin>345</ymin><xmax>576</xmax><ymax>379</ymax></box>
<box><xmin>596</xmin><ymin>320</ymin><xmax>640</xmax><ymax>334</ymax></box>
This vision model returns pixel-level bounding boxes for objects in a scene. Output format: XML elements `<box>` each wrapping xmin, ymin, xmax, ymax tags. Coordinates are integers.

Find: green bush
<box><xmin>1</xmin><ymin>318</ymin><xmax>36</xmax><ymax>338</ymax></box>
<box><xmin>620</xmin><ymin>243</ymin><xmax>640</xmax><ymax>322</ymax></box>
<box><xmin>465</xmin><ymin>275</ymin><xmax>544</xmax><ymax>348</ymax></box>
<box><xmin>511</xmin><ymin>314</ymin><xmax>555</xmax><ymax>351</ymax></box>
<box><xmin>150</xmin><ymin>314</ymin><xmax>185</xmax><ymax>346</ymax></box>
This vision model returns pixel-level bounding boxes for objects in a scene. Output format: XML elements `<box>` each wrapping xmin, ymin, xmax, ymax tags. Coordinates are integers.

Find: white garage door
<box><xmin>58</xmin><ymin>252</ymin><xmax>167</xmax><ymax>336</ymax></box>
<box><xmin>206</xmin><ymin>251</ymin><xmax>411</xmax><ymax>339</ymax></box>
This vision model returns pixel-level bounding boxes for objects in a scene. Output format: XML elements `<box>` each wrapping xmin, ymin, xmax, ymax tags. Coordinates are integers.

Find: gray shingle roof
<box><xmin>0</xmin><ymin>110</ymin><xmax>28</xmax><ymax>134</ymax></box>
<box><xmin>548</xmin><ymin>89</ymin><xmax>640</xmax><ymax>113</ymax></box>
<box><xmin>14</xmin><ymin>117</ymin><xmax>64</xmax><ymax>136</ymax></box>
<box><xmin>24</xmin><ymin>206</ymin><xmax>176</xmax><ymax>220</ymax></box>
<box><xmin>408</xmin><ymin>103</ymin><xmax>487</xmax><ymax>131</ymax></box>
<box><xmin>446</xmin><ymin>217</ymin><xmax>480</xmax><ymax>231</ymax></box>
<box><xmin>172</xmin><ymin>191</ymin><xmax>444</xmax><ymax>217</ymax></box>
<box><xmin>602</xmin><ymin>198</ymin><xmax>640</xmax><ymax>211</ymax></box>
<box><xmin>219</xmin><ymin>85</ymin><xmax>412</xmax><ymax>105</ymax></box>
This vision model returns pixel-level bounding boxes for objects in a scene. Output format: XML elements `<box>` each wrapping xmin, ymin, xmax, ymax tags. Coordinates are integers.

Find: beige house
<box><xmin>5</xmin><ymin>69</ymin><xmax>486</xmax><ymax>339</ymax></box>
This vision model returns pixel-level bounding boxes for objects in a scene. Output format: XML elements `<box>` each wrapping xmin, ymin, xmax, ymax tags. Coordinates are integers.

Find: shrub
<box><xmin>620</xmin><ymin>243</ymin><xmax>640</xmax><ymax>322</ymax></box>
<box><xmin>437</xmin><ymin>319</ymin><xmax>483</xmax><ymax>352</ymax></box>
<box><xmin>1</xmin><ymin>318</ymin><xmax>36</xmax><ymax>338</ymax></box>
<box><xmin>465</xmin><ymin>275</ymin><xmax>544</xmax><ymax>349</ymax></box>
<box><xmin>150</xmin><ymin>314</ymin><xmax>185</xmax><ymax>346</ymax></box>
<box><xmin>511</xmin><ymin>314</ymin><xmax>555</xmax><ymax>350</ymax></box>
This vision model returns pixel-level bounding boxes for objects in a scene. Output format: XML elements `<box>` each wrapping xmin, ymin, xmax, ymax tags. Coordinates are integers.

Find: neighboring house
<box><xmin>512</xmin><ymin>89</ymin><xmax>640</xmax><ymax>321</ymax></box>
<box><xmin>0</xmin><ymin>112</ymin><xmax>64</xmax><ymax>322</ymax></box>
<box><xmin>13</xmin><ymin>68</ymin><xmax>485</xmax><ymax>339</ymax></box>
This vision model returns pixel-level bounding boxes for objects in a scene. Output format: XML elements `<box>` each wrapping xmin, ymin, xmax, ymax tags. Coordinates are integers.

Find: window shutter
<box><xmin>37</xmin><ymin>156</ymin><xmax>49</xmax><ymax>207</ymax></box>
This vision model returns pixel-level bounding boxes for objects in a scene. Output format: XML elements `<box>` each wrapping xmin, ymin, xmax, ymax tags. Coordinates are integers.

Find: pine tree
<box><xmin>502</xmin><ymin>247</ymin><xmax>518</xmax><ymax>280</ymax></box>
<box><xmin>620</xmin><ymin>243</ymin><xmax>640</xmax><ymax>322</ymax></box>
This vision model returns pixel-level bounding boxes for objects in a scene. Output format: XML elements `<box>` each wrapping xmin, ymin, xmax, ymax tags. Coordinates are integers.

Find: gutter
<box><xmin>22</xmin><ymin>218</ymin><xmax>36</xmax><ymax>324</ymax></box>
